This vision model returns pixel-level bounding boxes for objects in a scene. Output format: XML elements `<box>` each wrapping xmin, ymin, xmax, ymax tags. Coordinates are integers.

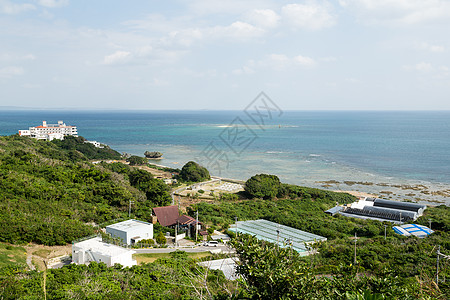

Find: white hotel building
<box><xmin>19</xmin><ymin>120</ymin><xmax>78</xmax><ymax>141</ymax></box>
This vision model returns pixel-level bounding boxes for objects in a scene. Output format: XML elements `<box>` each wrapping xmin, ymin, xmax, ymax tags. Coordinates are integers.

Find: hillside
<box><xmin>0</xmin><ymin>135</ymin><xmax>170</xmax><ymax>246</ymax></box>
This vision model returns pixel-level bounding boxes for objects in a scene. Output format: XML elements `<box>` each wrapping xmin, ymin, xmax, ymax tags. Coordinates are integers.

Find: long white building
<box><xmin>72</xmin><ymin>237</ymin><xmax>137</xmax><ymax>267</ymax></box>
<box><xmin>19</xmin><ymin>120</ymin><xmax>78</xmax><ymax>141</ymax></box>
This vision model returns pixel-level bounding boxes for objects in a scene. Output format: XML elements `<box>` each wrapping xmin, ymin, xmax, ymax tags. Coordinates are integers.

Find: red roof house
<box><xmin>152</xmin><ymin>205</ymin><xmax>179</xmax><ymax>227</ymax></box>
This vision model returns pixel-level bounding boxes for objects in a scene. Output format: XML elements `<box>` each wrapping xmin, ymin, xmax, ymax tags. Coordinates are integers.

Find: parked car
<box><xmin>203</xmin><ymin>241</ymin><xmax>219</xmax><ymax>247</ymax></box>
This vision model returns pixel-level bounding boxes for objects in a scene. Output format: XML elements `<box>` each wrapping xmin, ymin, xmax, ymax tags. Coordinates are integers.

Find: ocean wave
<box><xmin>309</xmin><ymin>154</ymin><xmax>321</xmax><ymax>157</ymax></box>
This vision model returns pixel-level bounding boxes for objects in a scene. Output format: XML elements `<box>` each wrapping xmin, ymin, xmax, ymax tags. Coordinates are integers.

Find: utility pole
<box><xmin>436</xmin><ymin>245</ymin><xmax>441</xmax><ymax>285</ymax></box>
<box><xmin>128</xmin><ymin>200</ymin><xmax>134</xmax><ymax>218</ymax></box>
<box><xmin>429</xmin><ymin>219</ymin><xmax>432</xmax><ymax>230</ymax></box>
<box><xmin>175</xmin><ymin>220</ymin><xmax>178</xmax><ymax>248</ymax></box>
<box><xmin>195</xmin><ymin>210</ymin><xmax>199</xmax><ymax>243</ymax></box>
<box><xmin>384</xmin><ymin>224</ymin><xmax>387</xmax><ymax>240</ymax></box>
<box><xmin>399</xmin><ymin>212</ymin><xmax>402</xmax><ymax>224</ymax></box>
<box><xmin>276</xmin><ymin>224</ymin><xmax>280</xmax><ymax>246</ymax></box>
<box><xmin>235</xmin><ymin>216</ymin><xmax>238</xmax><ymax>237</ymax></box>
<box><xmin>354</xmin><ymin>232</ymin><xmax>358</xmax><ymax>264</ymax></box>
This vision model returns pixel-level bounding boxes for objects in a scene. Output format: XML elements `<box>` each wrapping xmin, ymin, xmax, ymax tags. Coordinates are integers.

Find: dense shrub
<box><xmin>179</xmin><ymin>161</ymin><xmax>210</xmax><ymax>182</ymax></box>
<box><xmin>244</xmin><ymin>174</ymin><xmax>281</xmax><ymax>199</ymax></box>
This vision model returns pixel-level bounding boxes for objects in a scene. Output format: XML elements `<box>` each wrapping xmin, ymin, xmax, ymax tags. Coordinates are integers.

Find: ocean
<box><xmin>1</xmin><ymin>110</ymin><xmax>449</xmax><ymax>205</ymax></box>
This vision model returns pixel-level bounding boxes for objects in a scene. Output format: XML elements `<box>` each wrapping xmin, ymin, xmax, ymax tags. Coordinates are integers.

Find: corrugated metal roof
<box><xmin>177</xmin><ymin>215</ymin><xmax>201</xmax><ymax>226</ymax></box>
<box><xmin>325</xmin><ymin>206</ymin><xmax>343</xmax><ymax>215</ymax></box>
<box><xmin>229</xmin><ymin>219</ymin><xmax>326</xmax><ymax>255</ymax></box>
<box><xmin>373</xmin><ymin>199</ymin><xmax>426</xmax><ymax>213</ymax></box>
<box><xmin>152</xmin><ymin>205</ymin><xmax>179</xmax><ymax>227</ymax></box>
<box><xmin>393</xmin><ymin>224</ymin><xmax>433</xmax><ymax>238</ymax></box>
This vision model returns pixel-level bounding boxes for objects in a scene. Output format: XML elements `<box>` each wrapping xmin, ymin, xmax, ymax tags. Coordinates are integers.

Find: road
<box><xmin>134</xmin><ymin>244</ymin><xmax>233</xmax><ymax>254</ymax></box>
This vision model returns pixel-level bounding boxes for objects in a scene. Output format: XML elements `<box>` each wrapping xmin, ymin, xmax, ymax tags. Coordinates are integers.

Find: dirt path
<box><xmin>24</xmin><ymin>244</ymin><xmax>72</xmax><ymax>271</ymax></box>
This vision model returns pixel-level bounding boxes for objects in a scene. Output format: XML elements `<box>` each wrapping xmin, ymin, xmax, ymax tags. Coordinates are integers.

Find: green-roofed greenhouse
<box><xmin>228</xmin><ymin>219</ymin><xmax>326</xmax><ymax>256</ymax></box>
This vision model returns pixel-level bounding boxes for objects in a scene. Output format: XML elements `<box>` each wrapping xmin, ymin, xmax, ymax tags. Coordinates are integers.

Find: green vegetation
<box><xmin>126</xmin><ymin>155</ymin><xmax>148</xmax><ymax>166</ymax></box>
<box><xmin>230</xmin><ymin>234</ymin><xmax>424</xmax><ymax>299</ymax></box>
<box><xmin>179</xmin><ymin>161</ymin><xmax>210</xmax><ymax>182</ymax></box>
<box><xmin>155</xmin><ymin>231</ymin><xmax>167</xmax><ymax>245</ymax></box>
<box><xmin>244</xmin><ymin>173</ymin><xmax>281</xmax><ymax>199</ymax></box>
<box><xmin>0</xmin><ymin>135</ymin><xmax>171</xmax><ymax>245</ymax></box>
<box><xmin>51</xmin><ymin>135</ymin><xmax>121</xmax><ymax>160</ymax></box>
<box><xmin>0</xmin><ymin>252</ymin><xmax>232</xmax><ymax>299</ymax></box>
<box><xmin>191</xmin><ymin>180</ymin><xmax>450</xmax><ymax>298</ymax></box>
<box><xmin>0</xmin><ymin>244</ymin><xmax>26</xmax><ymax>269</ymax></box>
<box><xmin>0</xmin><ymin>135</ymin><xmax>448</xmax><ymax>299</ymax></box>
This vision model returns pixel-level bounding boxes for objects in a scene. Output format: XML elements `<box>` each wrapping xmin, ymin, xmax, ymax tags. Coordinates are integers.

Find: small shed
<box><xmin>106</xmin><ymin>219</ymin><xmax>153</xmax><ymax>245</ymax></box>
<box><xmin>325</xmin><ymin>206</ymin><xmax>343</xmax><ymax>216</ymax></box>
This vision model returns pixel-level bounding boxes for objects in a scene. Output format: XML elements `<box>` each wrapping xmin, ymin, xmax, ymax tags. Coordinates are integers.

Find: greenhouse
<box><xmin>229</xmin><ymin>219</ymin><xmax>326</xmax><ymax>256</ymax></box>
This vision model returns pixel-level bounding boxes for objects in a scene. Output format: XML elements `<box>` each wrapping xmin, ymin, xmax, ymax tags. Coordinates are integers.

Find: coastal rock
<box><xmin>144</xmin><ymin>151</ymin><xmax>163</xmax><ymax>159</ymax></box>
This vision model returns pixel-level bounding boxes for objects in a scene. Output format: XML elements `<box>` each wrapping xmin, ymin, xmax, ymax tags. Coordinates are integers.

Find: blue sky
<box><xmin>0</xmin><ymin>0</ymin><xmax>449</xmax><ymax>110</ymax></box>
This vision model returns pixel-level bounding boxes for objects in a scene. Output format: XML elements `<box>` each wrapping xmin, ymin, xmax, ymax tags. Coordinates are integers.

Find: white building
<box><xmin>72</xmin><ymin>237</ymin><xmax>137</xmax><ymax>267</ymax></box>
<box><xmin>106</xmin><ymin>219</ymin><xmax>153</xmax><ymax>245</ymax></box>
<box><xmin>85</xmin><ymin>140</ymin><xmax>104</xmax><ymax>148</ymax></box>
<box><xmin>19</xmin><ymin>120</ymin><xmax>78</xmax><ymax>141</ymax></box>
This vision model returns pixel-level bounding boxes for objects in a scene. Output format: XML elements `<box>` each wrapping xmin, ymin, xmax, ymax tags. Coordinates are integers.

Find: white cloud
<box><xmin>185</xmin><ymin>0</ymin><xmax>272</xmax><ymax>16</ymax></box>
<box><xmin>246</xmin><ymin>9</ymin><xmax>280</xmax><ymax>29</ymax></box>
<box><xmin>38</xmin><ymin>0</ymin><xmax>69</xmax><ymax>8</ymax></box>
<box><xmin>103</xmin><ymin>51</ymin><xmax>132</xmax><ymax>65</ymax></box>
<box><xmin>0</xmin><ymin>1</ymin><xmax>35</xmax><ymax>14</ymax></box>
<box><xmin>0</xmin><ymin>53</ymin><xmax>36</xmax><ymax>61</ymax></box>
<box><xmin>294</xmin><ymin>55</ymin><xmax>316</xmax><ymax>67</ymax></box>
<box><xmin>282</xmin><ymin>1</ymin><xmax>336</xmax><ymax>30</ymax></box>
<box><xmin>416</xmin><ymin>42</ymin><xmax>445</xmax><ymax>53</ymax></box>
<box><xmin>235</xmin><ymin>53</ymin><xmax>317</xmax><ymax>73</ymax></box>
<box><xmin>209</xmin><ymin>21</ymin><xmax>265</xmax><ymax>40</ymax></box>
<box><xmin>340</xmin><ymin>0</ymin><xmax>450</xmax><ymax>25</ymax></box>
<box><xmin>0</xmin><ymin>66</ymin><xmax>24</xmax><ymax>78</ymax></box>
<box><xmin>414</xmin><ymin>62</ymin><xmax>433</xmax><ymax>72</ymax></box>
<box><xmin>404</xmin><ymin>62</ymin><xmax>449</xmax><ymax>79</ymax></box>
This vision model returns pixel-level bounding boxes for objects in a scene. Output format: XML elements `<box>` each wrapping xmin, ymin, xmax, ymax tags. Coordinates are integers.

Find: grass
<box><xmin>134</xmin><ymin>252</ymin><xmax>211</xmax><ymax>264</ymax></box>
<box><xmin>0</xmin><ymin>243</ymin><xmax>27</xmax><ymax>268</ymax></box>
<box><xmin>33</xmin><ymin>249</ymin><xmax>51</xmax><ymax>258</ymax></box>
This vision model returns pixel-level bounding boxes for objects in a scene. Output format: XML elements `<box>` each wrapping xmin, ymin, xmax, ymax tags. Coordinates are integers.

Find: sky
<box><xmin>0</xmin><ymin>0</ymin><xmax>449</xmax><ymax>110</ymax></box>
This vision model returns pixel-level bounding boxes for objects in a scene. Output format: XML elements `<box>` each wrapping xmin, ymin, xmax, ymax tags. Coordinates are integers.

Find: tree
<box><xmin>127</xmin><ymin>155</ymin><xmax>147</xmax><ymax>166</ymax></box>
<box><xmin>179</xmin><ymin>161</ymin><xmax>210</xmax><ymax>182</ymax></box>
<box><xmin>244</xmin><ymin>174</ymin><xmax>281</xmax><ymax>199</ymax></box>
<box><xmin>155</xmin><ymin>231</ymin><xmax>166</xmax><ymax>245</ymax></box>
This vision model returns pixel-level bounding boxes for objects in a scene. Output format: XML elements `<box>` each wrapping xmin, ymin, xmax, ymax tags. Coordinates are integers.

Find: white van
<box><xmin>203</xmin><ymin>241</ymin><xmax>219</xmax><ymax>247</ymax></box>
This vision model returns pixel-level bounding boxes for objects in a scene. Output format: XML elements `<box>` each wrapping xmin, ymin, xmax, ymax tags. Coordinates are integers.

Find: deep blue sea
<box><xmin>1</xmin><ymin>110</ymin><xmax>449</xmax><ymax>204</ymax></box>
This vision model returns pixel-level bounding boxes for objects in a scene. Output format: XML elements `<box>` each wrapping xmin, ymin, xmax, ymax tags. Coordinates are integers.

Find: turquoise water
<box><xmin>1</xmin><ymin>110</ymin><xmax>449</xmax><ymax>204</ymax></box>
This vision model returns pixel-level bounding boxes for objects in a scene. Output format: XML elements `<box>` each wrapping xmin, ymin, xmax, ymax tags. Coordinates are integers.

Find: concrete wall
<box><xmin>106</xmin><ymin>223</ymin><xmax>153</xmax><ymax>245</ymax></box>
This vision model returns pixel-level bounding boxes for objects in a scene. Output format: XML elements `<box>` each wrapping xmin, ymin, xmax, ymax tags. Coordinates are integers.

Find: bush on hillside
<box><xmin>179</xmin><ymin>161</ymin><xmax>210</xmax><ymax>182</ymax></box>
<box><xmin>245</xmin><ymin>174</ymin><xmax>281</xmax><ymax>199</ymax></box>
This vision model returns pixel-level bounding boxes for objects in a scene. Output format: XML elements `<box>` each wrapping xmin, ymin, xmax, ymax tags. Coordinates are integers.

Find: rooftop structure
<box><xmin>72</xmin><ymin>237</ymin><xmax>136</xmax><ymax>267</ymax></box>
<box><xmin>229</xmin><ymin>219</ymin><xmax>326</xmax><ymax>256</ymax></box>
<box><xmin>198</xmin><ymin>258</ymin><xmax>238</xmax><ymax>280</ymax></box>
<box><xmin>337</xmin><ymin>198</ymin><xmax>426</xmax><ymax>223</ymax></box>
<box><xmin>19</xmin><ymin>120</ymin><xmax>78</xmax><ymax>141</ymax></box>
<box><xmin>325</xmin><ymin>205</ymin><xmax>343</xmax><ymax>216</ymax></box>
<box><xmin>106</xmin><ymin>219</ymin><xmax>153</xmax><ymax>245</ymax></box>
<box><xmin>152</xmin><ymin>205</ymin><xmax>179</xmax><ymax>227</ymax></box>
<box><xmin>393</xmin><ymin>224</ymin><xmax>434</xmax><ymax>238</ymax></box>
